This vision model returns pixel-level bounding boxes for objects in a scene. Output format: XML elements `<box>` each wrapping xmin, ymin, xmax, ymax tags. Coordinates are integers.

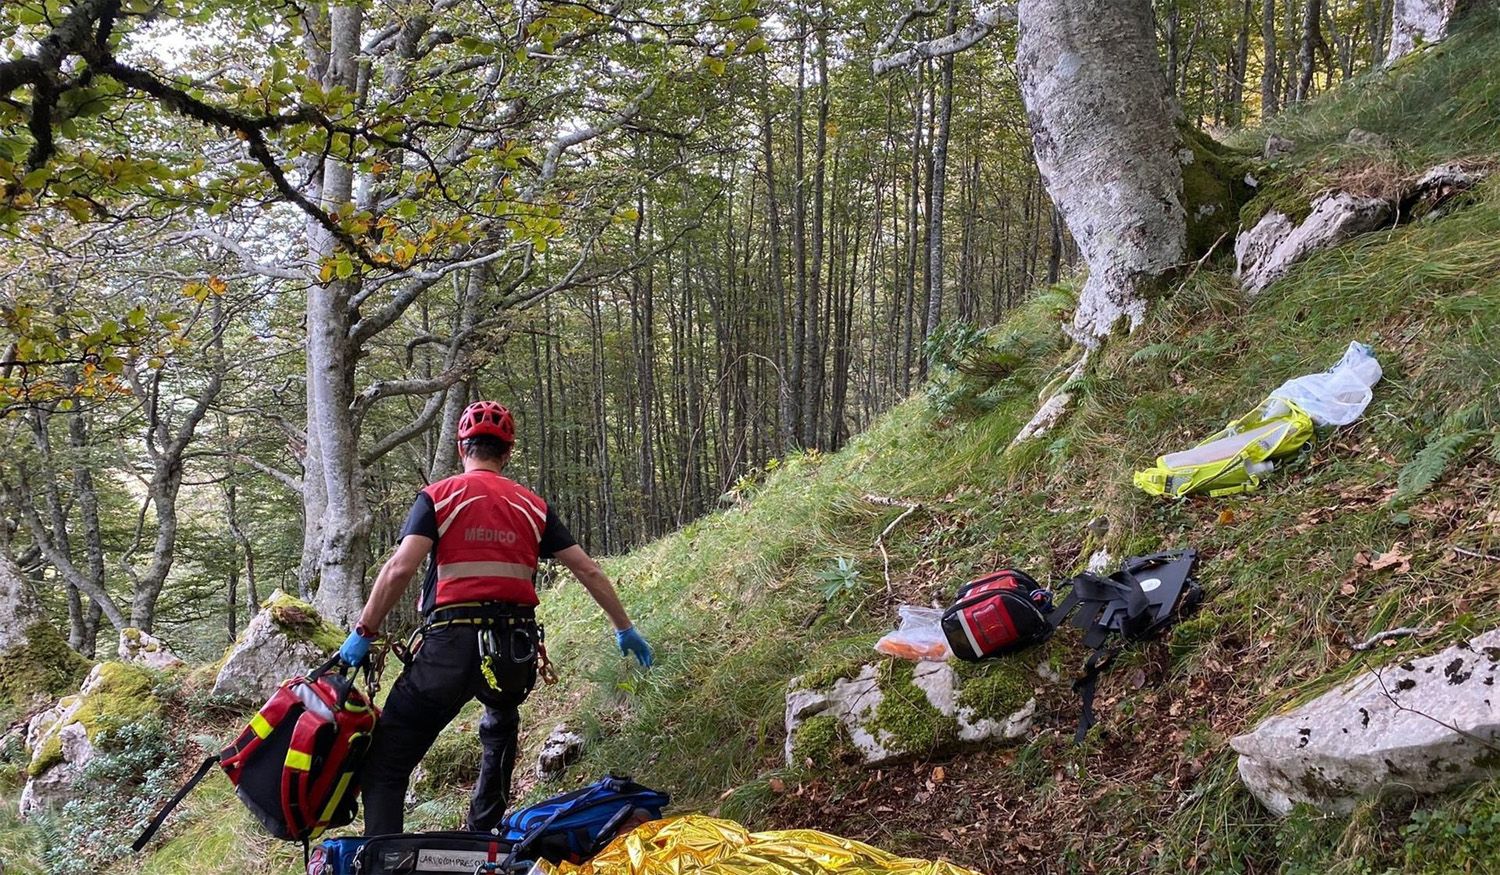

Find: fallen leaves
<box><xmin>1354</xmin><ymin>541</ymin><xmax>1413</xmax><ymax>574</ymax></box>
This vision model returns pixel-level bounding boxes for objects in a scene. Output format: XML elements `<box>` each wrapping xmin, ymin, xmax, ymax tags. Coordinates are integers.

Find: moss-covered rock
<box><xmin>869</xmin><ymin>661</ymin><xmax>960</xmax><ymax>755</ymax></box>
<box><xmin>26</xmin><ymin>662</ymin><xmax>163</xmax><ymax>778</ymax></box>
<box><xmin>265</xmin><ymin>590</ymin><xmax>346</xmax><ymax>653</ymax></box>
<box><xmin>0</xmin><ymin>622</ymin><xmax>91</xmax><ymax>708</ymax></box>
<box><xmin>953</xmin><ymin>660</ymin><xmax>1034</xmax><ymax>723</ymax></box>
<box><xmin>212</xmin><ymin>590</ymin><xmax>342</xmax><ymax>703</ymax></box>
<box><xmin>790</xmin><ymin>714</ymin><xmax>852</xmax><ymax>767</ymax></box>
<box><xmin>1179</xmin><ymin>124</ymin><xmax>1258</xmax><ymax>256</ymax></box>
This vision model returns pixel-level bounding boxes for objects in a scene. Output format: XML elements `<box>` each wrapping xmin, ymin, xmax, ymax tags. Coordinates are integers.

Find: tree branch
<box><xmin>227</xmin><ymin>452</ymin><xmax>304</xmax><ymax>493</ymax></box>
<box><xmin>873</xmin><ymin>4</ymin><xmax>1015</xmax><ymax>75</ymax></box>
<box><xmin>538</xmin><ymin>79</ymin><xmax>659</xmax><ymax>187</ymax></box>
<box><xmin>348</xmin><ymin>366</ymin><xmax>470</xmax><ymax>422</ymax></box>
<box><xmin>361</xmin><ymin>389</ymin><xmax>449</xmax><ymax>466</ymax></box>
<box><xmin>169</xmin><ymin>230</ymin><xmax>306</xmax><ymax>280</ymax></box>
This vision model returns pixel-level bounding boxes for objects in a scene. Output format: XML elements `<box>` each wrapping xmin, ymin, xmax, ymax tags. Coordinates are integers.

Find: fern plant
<box><xmin>1393</xmin><ymin>429</ymin><xmax>1485</xmax><ymax>504</ymax></box>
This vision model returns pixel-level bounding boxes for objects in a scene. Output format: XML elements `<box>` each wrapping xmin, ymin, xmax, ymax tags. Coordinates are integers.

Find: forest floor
<box><xmin>4</xmin><ymin>10</ymin><xmax>1500</xmax><ymax>875</ymax></box>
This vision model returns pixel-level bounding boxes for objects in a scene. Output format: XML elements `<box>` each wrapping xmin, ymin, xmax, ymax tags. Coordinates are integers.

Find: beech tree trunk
<box><xmin>1015</xmin><ymin>0</ymin><xmax>1187</xmax><ymax>342</ymax></box>
<box><xmin>1297</xmin><ymin>0</ymin><xmax>1324</xmax><ymax>102</ymax></box>
<box><xmin>0</xmin><ymin>531</ymin><xmax>40</xmax><ymax>654</ymax></box>
<box><xmin>925</xmin><ymin>1</ymin><xmax>958</xmax><ymax>354</ymax></box>
<box><xmin>1386</xmin><ymin>0</ymin><xmax>1463</xmax><ymax>63</ymax></box>
<box><xmin>306</xmin><ymin>6</ymin><xmax>373</xmax><ymax>626</ymax></box>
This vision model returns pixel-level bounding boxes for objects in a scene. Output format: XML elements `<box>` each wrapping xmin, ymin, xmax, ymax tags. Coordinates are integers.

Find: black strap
<box><xmin>587</xmin><ymin>804</ymin><xmax>636</xmax><ymax>856</ymax></box>
<box><xmin>425</xmin><ymin>603</ymin><xmax>536</xmax><ymax>626</ymax></box>
<box><xmin>132</xmin><ymin>753</ymin><xmax>220</xmax><ymax>852</ymax></box>
<box><xmin>1071</xmin><ymin>646</ymin><xmax>1118</xmax><ymax>744</ymax></box>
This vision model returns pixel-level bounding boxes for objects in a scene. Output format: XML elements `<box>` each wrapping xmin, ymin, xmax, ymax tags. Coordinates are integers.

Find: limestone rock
<box><xmin>784</xmin><ymin>661</ymin><xmax>1037</xmax><ymax>767</ymax></box>
<box><xmin>213</xmin><ymin>590</ymin><xmax>342</xmax><ymax>703</ymax></box>
<box><xmin>1232</xmin><ymin>628</ymin><xmax>1500</xmax><ymax>816</ymax></box>
<box><xmin>1236</xmin><ymin>193</ymin><xmax>1392</xmax><ymax>295</ymax></box>
<box><xmin>118</xmin><ymin>628</ymin><xmax>186</xmax><ymax>670</ymax></box>
<box><xmin>1387</xmin><ymin>0</ymin><xmax>1462</xmax><ymax>64</ymax></box>
<box><xmin>1404</xmin><ymin>162</ymin><xmax>1491</xmax><ymax>218</ymax></box>
<box><xmin>20</xmin><ymin>662</ymin><xmax>161</xmax><ymax>818</ymax></box>
<box><xmin>1345</xmin><ymin>128</ymin><xmax>1393</xmax><ymax>150</ymax></box>
<box><xmin>20</xmin><ymin>756</ymin><xmax>84</xmax><ymax>817</ymax></box>
<box><xmin>537</xmin><ymin>724</ymin><xmax>585</xmax><ymax>780</ymax></box>
<box><xmin>1263</xmin><ymin>134</ymin><xmax>1296</xmax><ymax>161</ymax></box>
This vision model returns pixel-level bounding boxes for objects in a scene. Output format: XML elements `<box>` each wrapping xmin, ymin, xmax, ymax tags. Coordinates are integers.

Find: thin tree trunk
<box><xmin>1262</xmin><ymin>0</ymin><xmax>1281</xmax><ymax>117</ymax></box>
<box><xmin>1297</xmin><ymin>0</ymin><xmax>1324</xmax><ymax>102</ymax></box>
<box><xmin>925</xmin><ymin>0</ymin><xmax>958</xmax><ymax>359</ymax></box>
<box><xmin>802</xmin><ymin>14</ymin><xmax>829</xmax><ymax>448</ymax></box>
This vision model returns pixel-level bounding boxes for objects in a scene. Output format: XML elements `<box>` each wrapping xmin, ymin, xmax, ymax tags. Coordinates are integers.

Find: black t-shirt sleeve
<box><xmin>400</xmin><ymin>492</ymin><xmax>439</xmax><ymax>541</ymax></box>
<box><xmin>538</xmin><ymin>506</ymin><xmax>577</xmax><ymax>558</ymax></box>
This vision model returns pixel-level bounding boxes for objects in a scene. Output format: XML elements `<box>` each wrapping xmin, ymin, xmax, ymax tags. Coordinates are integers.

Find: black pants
<box><xmin>361</xmin><ymin>620</ymin><xmax>538</xmax><ymax>835</ymax></box>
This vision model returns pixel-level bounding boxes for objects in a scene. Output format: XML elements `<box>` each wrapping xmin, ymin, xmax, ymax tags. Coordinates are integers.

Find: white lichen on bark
<box><xmin>1015</xmin><ymin>0</ymin><xmax>1187</xmax><ymax>343</ymax></box>
<box><xmin>1386</xmin><ymin>0</ymin><xmax>1463</xmax><ymax>64</ymax></box>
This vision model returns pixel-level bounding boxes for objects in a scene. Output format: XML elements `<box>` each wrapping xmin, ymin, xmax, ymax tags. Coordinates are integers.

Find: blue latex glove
<box><xmin>616</xmin><ymin>626</ymin><xmax>653</xmax><ymax>668</ymax></box>
<box><xmin>339</xmin><ymin>630</ymin><xmax>372</xmax><ymax>667</ymax></box>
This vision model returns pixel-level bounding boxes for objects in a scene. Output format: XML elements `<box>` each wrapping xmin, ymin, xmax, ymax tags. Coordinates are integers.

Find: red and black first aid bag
<box><xmin>134</xmin><ymin>656</ymin><xmax>380</xmax><ymax>852</ymax></box>
<box><xmin>941</xmin><ymin>569</ymin><xmax>1052</xmax><ymax>661</ymax></box>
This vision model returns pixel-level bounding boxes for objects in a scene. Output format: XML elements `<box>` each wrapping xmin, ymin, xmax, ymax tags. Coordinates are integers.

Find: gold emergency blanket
<box><xmin>541</xmin><ymin>814</ymin><xmax>983</xmax><ymax>875</ymax></box>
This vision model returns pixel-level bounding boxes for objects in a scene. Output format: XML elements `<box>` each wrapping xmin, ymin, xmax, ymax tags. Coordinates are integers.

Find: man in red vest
<box><xmin>338</xmin><ymin>400</ymin><xmax>653</xmax><ymax>835</ymax></box>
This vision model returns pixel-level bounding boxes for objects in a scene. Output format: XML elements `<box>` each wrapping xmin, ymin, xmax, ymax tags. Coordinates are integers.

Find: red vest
<box><xmin>421</xmin><ymin>471</ymin><xmax>547</xmax><ymax>609</ymax></box>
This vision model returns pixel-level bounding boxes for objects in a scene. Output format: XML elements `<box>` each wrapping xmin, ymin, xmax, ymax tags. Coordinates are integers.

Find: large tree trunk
<box><xmin>1386</xmin><ymin>0</ymin><xmax>1464</xmax><ymax>63</ymax></box>
<box><xmin>306</xmin><ymin>6</ymin><xmax>373</xmax><ymax>627</ymax></box>
<box><xmin>1015</xmin><ymin>0</ymin><xmax>1187</xmax><ymax>342</ymax></box>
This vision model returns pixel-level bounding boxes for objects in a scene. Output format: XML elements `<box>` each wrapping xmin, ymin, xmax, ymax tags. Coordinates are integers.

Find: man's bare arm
<box><xmin>357</xmin><ymin>534</ymin><xmax>434</xmax><ymax>633</ymax></box>
<box><xmin>552</xmin><ymin>545</ymin><xmax>632</xmax><ymax>631</ymax></box>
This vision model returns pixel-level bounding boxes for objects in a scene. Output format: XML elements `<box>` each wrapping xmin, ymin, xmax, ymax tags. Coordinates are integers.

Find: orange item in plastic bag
<box><xmin>874</xmin><ymin>605</ymin><xmax>952</xmax><ymax>662</ymax></box>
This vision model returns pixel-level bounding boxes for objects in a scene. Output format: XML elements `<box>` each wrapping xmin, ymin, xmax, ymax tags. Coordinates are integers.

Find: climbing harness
<box><xmin>1046</xmin><ymin>549</ymin><xmax>1204</xmax><ymax>741</ymax></box>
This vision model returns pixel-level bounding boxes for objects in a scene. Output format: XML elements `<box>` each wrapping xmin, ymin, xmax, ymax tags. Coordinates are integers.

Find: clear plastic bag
<box><xmin>874</xmin><ymin>605</ymin><xmax>951</xmax><ymax>661</ymax></box>
<box><xmin>1266</xmin><ymin>341</ymin><xmax>1382</xmax><ymax>426</ymax></box>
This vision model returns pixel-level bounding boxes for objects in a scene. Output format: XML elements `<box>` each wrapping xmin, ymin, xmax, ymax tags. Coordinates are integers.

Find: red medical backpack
<box><xmin>941</xmin><ymin>569</ymin><xmax>1053</xmax><ymax>661</ymax></box>
<box><xmin>134</xmin><ymin>657</ymin><xmax>379</xmax><ymax>851</ymax></box>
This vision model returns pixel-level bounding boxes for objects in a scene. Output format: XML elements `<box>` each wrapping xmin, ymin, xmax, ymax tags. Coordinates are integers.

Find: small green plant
<box><xmin>815</xmin><ymin>557</ymin><xmax>862</xmax><ymax>602</ymax></box>
<box><xmin>36</xmin><ymin>715</ymin><xmax>179</xmax><ymax>875</ymax></box>
<box><xmin>1392</xmin><ymin>429</ymin><xmax>1484</xmax><ymax>504</ymax></box>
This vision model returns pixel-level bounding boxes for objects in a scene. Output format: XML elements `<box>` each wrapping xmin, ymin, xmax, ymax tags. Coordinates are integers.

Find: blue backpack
<box><xmin>501</xmin><ymin>774</ymin><xmax>670</xmax><ymax>864</ymax></box>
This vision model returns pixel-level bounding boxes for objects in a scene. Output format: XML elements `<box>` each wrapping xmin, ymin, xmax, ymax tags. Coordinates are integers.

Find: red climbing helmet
<box><xmin>457</xmin><ymin>401</ymin><xmax>515</xmax><ymax>443</ymax></box>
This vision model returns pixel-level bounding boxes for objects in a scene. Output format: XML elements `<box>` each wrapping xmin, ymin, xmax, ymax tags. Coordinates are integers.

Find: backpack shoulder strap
<box><xmin>131</xmin><ymin>753</ymin><xmax>220</xmax><ymax>851</ymax></box>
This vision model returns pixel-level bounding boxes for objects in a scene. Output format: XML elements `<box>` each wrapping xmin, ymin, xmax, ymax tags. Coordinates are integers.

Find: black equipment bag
<box><xmin>352</xmin><ymin>831</ymin><xmax>514</xmax><ymax>874</ymax></box>
<box><xmin>1047</xmin><ymin>548</ymin><xmax>1204</xmax><ymax>741</ymax></box>
<box><xmin>941</xmin><ymin>569</ymin><xmax>1053</xmax><ymax>661</ymax></box>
